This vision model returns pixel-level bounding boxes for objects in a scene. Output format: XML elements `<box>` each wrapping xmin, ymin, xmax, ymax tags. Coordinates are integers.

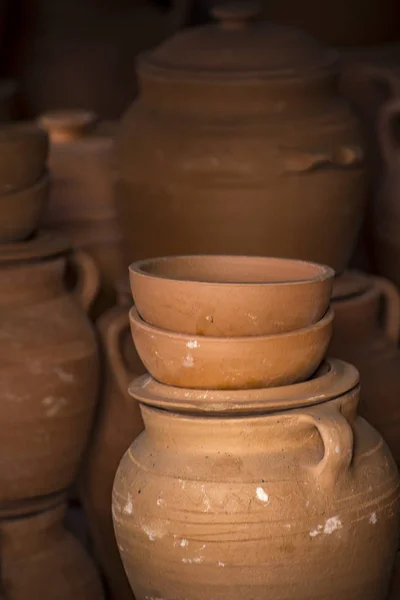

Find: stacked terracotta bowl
<box><xmin>128</xmin><ymin>255</ymin><xmax>334</xmax><ymax>390</ymax></box>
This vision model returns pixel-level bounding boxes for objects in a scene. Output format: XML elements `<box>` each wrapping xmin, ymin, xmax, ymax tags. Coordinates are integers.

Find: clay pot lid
<box><xmin>38</xmin><ymin>110</ymin><xmax>98</xmax><ymax>141</ymax></box>
<box><xmin>0</xmin><ymin>230</ymin><xmax>70</xmax><ymax>263</ymax></box>
<box><xmin>129</xmin><ymin>358</ymin><xmax>359</xmax><ymax>414</ymax></box>
<box><xmin>332</xmin><ymin>270</ymin><xmax>372</xmax><ymax>301</ymax></box>
<box><xmin>139</xmin><ymin>1</ymin><xmax>338</xmax><ymax>82</ymax></box>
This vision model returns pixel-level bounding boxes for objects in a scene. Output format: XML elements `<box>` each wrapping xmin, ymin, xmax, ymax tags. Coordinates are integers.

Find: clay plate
<box><xmin>129</xmin><ymin>358</ymin><xmax>359</xmax><ymax>414</ymax></box>
<box><xmin>129</xmin><ymin>306</ymin><xmax>333</xmax><ymax>390</ymax></box>
<box><xmin>129</xmin><ymin>255</ymin><xmax>334</xmax><ymax>337</ymax></box>
<box><xmin>0</xmin><ymin>171</ymin><xmax>50</xmax><ymax>242</ymax></box>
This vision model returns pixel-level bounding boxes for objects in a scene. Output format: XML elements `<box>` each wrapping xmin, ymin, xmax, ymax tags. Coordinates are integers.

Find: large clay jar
<box><xmin>372</xmin><ymin>98</ymin><xmax>400</xmax><ymax>288</ymax></box>
<box><xmin>113</xmin><ymin>359</ymin><xmax>400</xmax><ymax>600</ymax></box>
<box><xmin>1</xmin><ymin>503</ymin><xmax>104</xmax><ymax>599</ymax></box>
<box><xmin>0</xmin><ymin>232</ymin><xmax>99</xmax><ymax>517</ymax></box>
<box><xmin>329</xmin><ymin>270</ymin><xmax>400</xmax><ymax>467</ymax></box>
<box><xmin>116</xmin><ymin>3</ymin><xmax>366</xmax><ymax>273</ymax></box>
<box><xmin>81</xmin><ymin>280</ymin><xmax>145</xmax><ymax>600</ymax></box>
<box><xmin>39</xmin><ymin>110</ymin><xmax>126</xmax><ymax>316</ymax></box>
<box><xmin>9</xmin><ymin>0</ymin><xmax>191</xmax><ymax>119</ymax></box>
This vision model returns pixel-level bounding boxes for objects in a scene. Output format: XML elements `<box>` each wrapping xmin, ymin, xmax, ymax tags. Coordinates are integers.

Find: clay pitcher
<box><xmin>0</xmin><ymin>233</ymin><xmax>100</xmax><ymax>517</ymax></box>
<box><xmin>81</xmin><ymin>280</ymin><xmax>145</xmax><ymax>600</ymax></box>
<box><xmin>39</xmin><ymin>110</ymin><xmax>126</xmax><ymax>317</ymax></box>
<box><xmin>0</xmin><ymin>503</ymin><xmax>104</xmax><ymax>599</ymax></box>
<box><xmin>372</xmin><ymin>98</ymin><xmax>400</xmax><ymax>288</ymax></box>
<box><xmin>116</xmin><ymin>2</ymin><xmax>366</xmax><ymax>273</ymax></box>
<box><xmin>113</xmin><ymin>360</ymin><xmax>400</xmax><ymax>600</ymax></box>
<box><xmin>329</xmin><ymin>271</ymin><xmax>400</xmax><ymax>466</ymax></box>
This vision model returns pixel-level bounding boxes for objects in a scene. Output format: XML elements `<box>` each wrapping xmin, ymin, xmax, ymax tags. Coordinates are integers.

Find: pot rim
<box><xmin>130</xmin><ymin>255</ymin><xmax>334</xmax><ymax>288</ymax></box>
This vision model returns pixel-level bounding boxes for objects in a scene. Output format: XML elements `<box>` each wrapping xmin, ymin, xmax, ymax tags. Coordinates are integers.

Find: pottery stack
<box><xmin>0</xmin><ymin>121</ymin><xmax>104</xmax><ymax>599</ymax></box>
<box><xmin>113</xmin><ymin>255</ymin><xmax>400</xmax><ymax>600</ymax></box>
<box><xmin>38</xmin><ymin>110</ymin><xmax>126</xmax><ymax>318</ymax></box>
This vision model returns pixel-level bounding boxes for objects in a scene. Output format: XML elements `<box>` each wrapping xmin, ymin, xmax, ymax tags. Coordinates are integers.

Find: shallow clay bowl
<box><xmin>0</xmin><ymin>171</ymin><xmax>49</xmax><ymax>242</ymax></box>
<box><xmin>129</xmin><ymin>307</ymin><xmax>334</xmax><ymax>390</ymax></box>
<box><xmin>0</xmin><ymin>122</ymin><xmax>48</xmax><ymax>194</ymax></box>
<box><xmin>129</xmin><ymin>255</ymin><xmax>334</xmax><ymax>337</ymax></box>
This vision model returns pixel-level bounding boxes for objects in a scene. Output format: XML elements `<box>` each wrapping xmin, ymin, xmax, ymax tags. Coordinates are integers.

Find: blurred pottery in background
<box><xmin>116</xmin><ymin>2</ymin><xmax>365</xmax><ymax>272</ymax></box>
<box><xmin>81</xmin><ymin>280</ymin><xmax>144</xmax><ymax>600</ymax></box>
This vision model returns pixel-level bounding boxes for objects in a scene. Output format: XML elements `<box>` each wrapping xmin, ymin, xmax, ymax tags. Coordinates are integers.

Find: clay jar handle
<box><xmin>104</xmin><ymin>310</ymin><xmax>132</xmax><ymax>398</ymax></box>
<box><xmin>340</xmin><ymin>62</ymin><xmax>400</xmax><ymax>113</ymax></box>
<box><xmin>378</xmin><ymin>98</ymin><xmax>400</xmax><ymax>169</ymax></box>
<box><xmin>296</xmin><ymin>403</ymin><xmax>354</xmax><ymax>491</ymax></box>
<box><xmin>373</xmin><ymin>275</ymin><xmax>400</xmax><ymax>343</ymax></box>
<box><xmin>69</xmin><ymin>250</ymin><xmax>101</xmax><ymax>313</ymax></box>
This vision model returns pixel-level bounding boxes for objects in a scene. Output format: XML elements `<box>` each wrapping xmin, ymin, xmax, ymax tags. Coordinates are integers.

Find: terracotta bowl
<box><xmin>0</xmin><ymin>122</ymin><xmax>48</xmax><ymax>195</ymax></box>
<box><xmin>129</xmin><ymin>255</ymin><xmax>334</xmax><ymax>337</ymax></box>
<box><xmin>129</xmin><ymin>307</ymin><xmax>334</xmax><ymax>390</ymax></box>
<box><xmin>0</xmin><ymin>172</ymin><xmax>49</xmax><ymax>242</ymax></box>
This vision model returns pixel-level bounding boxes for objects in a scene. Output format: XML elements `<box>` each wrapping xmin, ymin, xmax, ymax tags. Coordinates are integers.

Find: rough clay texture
<box><xmin>113</xmin><ymin>370</ymin><xmax>400</xmax><ymax>600</ymax></box>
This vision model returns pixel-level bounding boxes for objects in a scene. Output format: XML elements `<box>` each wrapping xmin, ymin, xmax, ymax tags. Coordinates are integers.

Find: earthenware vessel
<box><xmin>12</xmin><ymin>0</ymin><xmax>191</xmax><ymax>119</ymax></box>
<box><xmin>0</xmin><ymin>122</ymin><xmax>48</xmax><ymax>194</ymax></box>
<box><xmin>0</xmin><ymin>503</ymin><xmax>104</xmax><ymax>599</ymax></box>
<box><xmin>113</xmin><ymin>359</ymin><xmax>400</xmax><ymax>599</ymax></box>
<box><xmin>130</xmin><ymin>306</ymin><xmax>333</xmax><ymax>389</ymax></box>
<box><xmin>39</xmin><ymin>110</ymin><xmax>126</xmax><ymax>316</ymax></box>
<box><xmin>0</xmin><ymin>171</ymin><xmax>49</xmax><ymax>242</ymax></box>
<box><xmin>372</xmin><ymin>98</ymin><xmax>400</xmax><ymax>288</ymax></box>
<box><xmin>81</xmin><ymin>280</ymin><xmax>144</xmax><ymax>600</ymax></box>
<box><xmin>130</xmin><ymin>255</ymin><xmax>334</xmax><ymax>336</ymax></box>
<box><xmin>0</xmin><ymin>232</ymin><xmax>99</xmax><ymax>517</ymax></box>
<box><xmin>116</xmin><ymin>2</ymin><xmax>365</xmax><ymax>272</ymax></box>
<box><xmin>329</xmin><ymin>270</ymin><xmax>400</xmax><ymax>466</ymax></box>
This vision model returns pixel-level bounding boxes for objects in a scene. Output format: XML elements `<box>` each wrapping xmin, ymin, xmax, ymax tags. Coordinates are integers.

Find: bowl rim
<box><xmin>130</xmin><ymin>305</ymin><xmax>334</xmax><ymax>343</ymax></box>
<box><xmin>129</xmin><ymin>255</ymin><xmax>335</xmax><ymax>288</ymax></box>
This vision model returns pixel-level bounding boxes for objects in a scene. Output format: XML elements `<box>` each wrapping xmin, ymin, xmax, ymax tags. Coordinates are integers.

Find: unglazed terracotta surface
<box><xmin>39</xmin><ymin>110</ymin><xmax>126</xmax><ymax>316</ymax></box>
<box><xmin>129</xmin><ymin>306</ymin><xmax>332</xmax><ymax>389</ymax></box>
<box><xmin>116</xmin><ymin>4</ymin><xmax>365</xmax><ymax>272</ymax></box>
<box><xmin>0</xmin><ymin>232</ymin><xmax>99</xmax><ymax>516</ymax></box>
<box><xmin>0</xmin><ymin>171</ymin><xmax>49</xmax><ymax>242</ymax></box>
<box><xmin>0</xmin><ymin>122</ymin><xmax>48</xmax><ymax>194</ymax></box>
<box><xmin>81</xmin><ymin>280</ymin><xmax>144</xmax><ymax>600</ymax></box>
<box><xmin>113</xmin><ymin>360</ymin><xmax>400</xmax><ymax>600</ymax></box>
<box><xmin>130</xmin><ymin>256</ymin><xmax>334</xmax><ymax>336</ymax></box>
<box><xmin>1</xmin><ymin>503</ymin><xmax>104</xmax><ymax>599</ymax></box>
<box><xmin>330</xmin><ymin>271</ymin><xmax>400</xmax><ymax>466</ymax></box>
<box><xmin>373</xmin><ymin>98</ymin><xmax>400</xmax><ymax>289</ymax></box>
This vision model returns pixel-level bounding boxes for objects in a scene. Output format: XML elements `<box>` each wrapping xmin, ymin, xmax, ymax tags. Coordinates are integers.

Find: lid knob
<box><xmin>38</xmin><ymin>110</ymin><xmax>98</xmax><ymax>142</ymax></box>
<box><xmin>211</xmin><ymin>1</ymin><xmax>262</xmax><ymax>30</ymax></box>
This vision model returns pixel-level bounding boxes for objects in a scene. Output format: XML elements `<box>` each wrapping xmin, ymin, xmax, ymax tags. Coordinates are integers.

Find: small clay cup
<box><xmin>0</xmin><ymin>171</ymin><xmax>50</xmax><ymax>242</ymax></box>
<box><xmin>0</xmin><ymin>122</ymin><xmax>48</xmax><ymax>194</ymax></box>
<box><xmin>129</xmin><ymin>307</ymin><xmax>333</xmax><ymax>390</ymax></box>
<box><xmin>129</xmin><ymin>255</ymin><xmax>334</xmax><ymax>337</ymax></box>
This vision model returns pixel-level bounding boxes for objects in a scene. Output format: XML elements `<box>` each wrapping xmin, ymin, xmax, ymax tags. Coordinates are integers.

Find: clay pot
<box><xmin>371</xmin><ymin>98</ymin><xmax>400</xmax><ymax>288</ymax></box>
<box><xmin>0</xmin><ymin>171</ymin><xmax>49</xmax><ymax>242</ymax></box>
<box><xmin>0</xmin><ymin>121</ymin><xmax>48</xmax><ymax>194</ymax></box>
<box><xmin>81</xmin><ymin>280</ymin><xmax>145</xmax><ymax>600</ymax></box>
<box><xmin>130</xmin><ymin>306</ymin><xmax>333</xmax><ymax>389</ymax></box>
<box><xmin>329</xmin><ymin>270</ymin><xmax>400</xmax><ymax>466</ymax></box>
<box><xmin>1</xmin><ymin>503</ymin><xmax>104</xmax><ymax>599</ymax></box>
<box><xmin>130</xmin><ymin>256</ymin><xmax>334</xmax><ymax>336</ymax></box>
<box><xmin>113</xmin><ymin>358</ymin><xmax>400</xmax><ymax>599</ymax></box>
<box><xmin>0</xmin><ymin>232</ymin><xmax>99</xmax><ymax>517</ymax></box>
<box><xmin>116</xmin><ymin>3</ymin><xmax>365</xmax><ymax>273</ymax></box>
<box><xmin>11</xmin><ymin>0</ymin><xmax>191</xmax><ymax>119</ymax></box>
<box><xmin>39</xmin><ymin>110</ymin><xmax>126</xmax><ymax>316</ymax></box>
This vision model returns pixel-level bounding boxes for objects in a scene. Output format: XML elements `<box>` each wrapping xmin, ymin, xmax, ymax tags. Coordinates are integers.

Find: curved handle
<box><xmin>70</xmin><ymin>250</ymin><xmax>100</xmax><ymax>313</ymax></box>
<box><xmin>373</xmin><ymin>275</ymin><xmax>400</xmax><ymax>343</ymax></box>
<box><xmin>340</xmin><ymin>62</ymin><xmax>400</xmax><ymax>111</ymax></box>
<box><xmin>378</xmin><ymin>98</ymin><xmax>400</xmax><ymax>169</ymax></box>
<box><xmin>104</xmin><ymin>310</ymin><xmax>132</xmax><ymax>399</ymax></box>
<box><xmin>296</xmin><ymin>403</ymin><xmax>354</xmax><ymax>491</ymax></box>
<box><xmin>282</xmin><ymin>145</ymin><xmax>363</xmax><ymax>173</ymax></box>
